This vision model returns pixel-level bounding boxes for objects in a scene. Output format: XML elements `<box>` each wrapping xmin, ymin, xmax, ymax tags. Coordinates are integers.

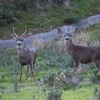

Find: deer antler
<box><xmin>73</xmin><ymin>28</ymin><xmax>79</xmax><ymax>34</ymax></box>
<box><xmin>12</xmin><ymin>27</ymin><xmax>18</xmax><ymax>37</ymax></box>
<box><xmin>21</xmin><ymin>26</ymin><xmax>27</xmax><ymax>38</ymax></box>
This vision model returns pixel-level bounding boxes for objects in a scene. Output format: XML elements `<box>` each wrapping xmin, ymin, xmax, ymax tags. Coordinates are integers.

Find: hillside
<box><xmin>0</xmin><ymin>0</ymin><xmax>100</xmax><ymax>39</ymax></box>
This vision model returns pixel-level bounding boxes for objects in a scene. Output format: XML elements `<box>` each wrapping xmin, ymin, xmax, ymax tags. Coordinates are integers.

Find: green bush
<box><xmin>91</xmin><ymin>87</ymin><xmax>100</xmax><ymax>100</ymax></box>
<box><xmin>0</xmin><ymin>49</ymin><xmax>18</xmax><ymax>67</ymax></box>
<box><xmin>36</xmin><ymin>41</ymin><xmax>73</xmax><ymax>70</ymax></box>
<box><xmin>0</xmin><ymin>1</ymin><xmax>23</xmax><ymax>26</ymax></box>
<box><xmin>48</xmin><ymin>88</ymin><xmax>62</xmax><ymax>100</ymax></box>
<box><xmin>90</xmin><ymin>68</ymin><xmax>100</xmax><ymax>83</ymax></box>
<box><xmin>0</xmin><ymin>2</ymin><xmax>14</xmax><ymax>25</ymax></box>
<box><xmin>19</xmin><ymin>0</ymin><xmax>34</xmax><ymax>11</ymax></box>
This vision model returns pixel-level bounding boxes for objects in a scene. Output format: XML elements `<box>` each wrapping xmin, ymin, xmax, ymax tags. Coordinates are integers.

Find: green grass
<box><xmin>1</xmin><ymin>83</ymin><xmax>100</xmax><ymax>100</ymax></box>
<box><xmin>1</xmin><ymin>83</ymin><xmax>43</xmax><ymax>100</ymax></box>
<box><xmin>62</xmin><ymin>84</ymin><xmax>100</xmax><ymax>100</ymax></box>
<box><xmin>0</xmin><ymin>0</ymin><xmax>99</xmax><ymax>39</ymax></box>
<box><xmin>0</xmin><ymin>65</ymin><xmax>100</xmax><ymax>100</ymax></box>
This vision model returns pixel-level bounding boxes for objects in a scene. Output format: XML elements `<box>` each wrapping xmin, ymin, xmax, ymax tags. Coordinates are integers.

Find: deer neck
<box><xmin>66</xmin><ymin>39</ymin><xmax>74</xmax><ymax>54</ymax></box>
<box><xmin>17</xmin><ymin>45</ymin><xmax>27</xmax><ymax>57</ymax></box>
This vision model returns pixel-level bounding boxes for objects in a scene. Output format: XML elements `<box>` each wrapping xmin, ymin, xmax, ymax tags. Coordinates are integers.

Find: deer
<box><xmin>10</xmin><ymin>27</ymin><xmax>37</xmax><ymax>82</ymax></box>
<box><xmin>57</xmin><ymin>27</ymin><xmax>100</xmax><ymax>73</ymax></box>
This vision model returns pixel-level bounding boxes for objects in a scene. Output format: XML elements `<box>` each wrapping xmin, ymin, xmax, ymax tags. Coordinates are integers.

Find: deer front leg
<box><xmin>74</xmin><ymin>62</ymin><xmax>79</xmax><ymax>75</ymax></box>
<box><xmin>32</xmin><ymin>66</ymin><xmax>36</xmax><ymax>81</ymax></box>
<box><xmin>20</xmin><ymin>64</ymin><xmax>23</xmax><ymax>83</ymax></box>
<box><xmin>25</xmin><ymin>64</ymin><xmax>29</xmax><ymax>80</ymax></box>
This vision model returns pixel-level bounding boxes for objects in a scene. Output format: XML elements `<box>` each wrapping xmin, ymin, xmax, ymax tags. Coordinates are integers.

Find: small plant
<box><xmin>91</xmin><ymin>87</ymin><xmax>100</xmax><ymax>100</ymax></box>
<box><xmin>48</xmin><ymin>88</ymin><xmax>62</xmax><ymax>100</ymax></box>
<box><xmin>90</xmin><ymin>68</ymin><xmax>100</xmax><ymax>83</ymax></box>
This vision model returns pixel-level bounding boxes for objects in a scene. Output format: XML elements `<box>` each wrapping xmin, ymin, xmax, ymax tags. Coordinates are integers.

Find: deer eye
<box><xmin>20</xmin><ymin>39</ymin><xmax>24</xmax><ymax>41</ymax></box>
<box><xmin>64</xmin><ymin>34</ymin><xmax>66</xmax><ymax>36</ymax></box>
<box><xmin>69</xmin><ymin>34</ymin><xmax>72</xmax><ymax>37</ymax></box>
<box><xmin>67</xmin><ymin>34</ymin><xmax>72</xmax><ymax>37</ymax></box>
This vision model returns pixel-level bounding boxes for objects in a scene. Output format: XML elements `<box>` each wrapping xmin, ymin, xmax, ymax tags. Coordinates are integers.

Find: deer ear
<box><xmin>24</xmin><ymin>32</ymin><xmax>32</xmax><ymax>38</ymax></box>
<box><xmin>21</xmin><ymin>26</ymin><xmax>31</xmax><ymax>38</ymax></box>
<box><xmin>57</xmin><ymin>27</ymin><xmax>63</xmax><ymax>34</ymax></box>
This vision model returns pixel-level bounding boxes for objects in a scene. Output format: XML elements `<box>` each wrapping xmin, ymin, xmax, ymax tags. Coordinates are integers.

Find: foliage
<box><xmin>0</xmin><ymin>49</ymin><xmax>19</xmax><ymax>92</ymax></box>
<box><xmin>10</xmin><ymin>57</ymin><xmax>19</xmax><ymax>92</ymax></box>
<box><xmin>19</xmin><ymin>0</ymin><xmax>34</xmax><ymax>11</ymax></box>
<box><xmin>36</xmin><ymin>41</ymin><xmax>73</xmax><ymax>70</ymax></box>
<box><xmin>0</xmin><ymin>0</ymin><xmax>100</xmax><ymax>38</ymax></box>
<box><xmin>89</xmin><ymin>29</ymin><xmax>100</xmax><ymax>42</ymax></box>
<box><xmin>0</xmin><ymin>48</ymin><xmax>100</xmax><ymax>100</ymax></box>
<box><xmin>48</xmin><ymin>88</ymin><xmax>62</xmax><ymax>100</ymax></box>
<box><xmin>0</xmin><ymin>1</ymin><xmax>23</xmax><ymax>26</ymax></box>
<box><xmin>0</xmin><ymin>49</ymin><xmax>18</xmax><ymax>67</ymax></box>
<box><xmin>91</xmin><ymin>87</ymin><xmax>100</xmax><ymax>100</ymax></box>
<box><xmin>90</xmin><ymin>68</ymin><xmax>100</xmax><ymax>83</ymax></box>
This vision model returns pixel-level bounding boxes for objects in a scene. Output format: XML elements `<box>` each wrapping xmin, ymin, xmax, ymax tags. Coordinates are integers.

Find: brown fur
<box><xmin>58</xmin><ymin>27</ymin><xmax>100</xmax><ymax>70</ymax></box>
<box><xmin>66</xmin><ymin>38</ymin><xmax>100</xmax><ymax>70</ymax></box>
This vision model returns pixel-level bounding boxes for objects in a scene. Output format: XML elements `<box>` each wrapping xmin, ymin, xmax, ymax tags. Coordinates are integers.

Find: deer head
<box><xmin>58</xmin><ymin>26</ymin><xmax>79</xmax><ymax>43</ymax></box>
<box><xmin>10</xmin><ymin>27</ymin><xmax>31</xmax><ymax>49</ymax></box>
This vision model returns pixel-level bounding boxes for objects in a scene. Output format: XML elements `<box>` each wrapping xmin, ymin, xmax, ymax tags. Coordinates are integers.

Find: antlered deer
<box><xmin>58</xmin><ymin>27</ymin><xmax>100</xmax><ymax>72</ymax></box>
<box><xmin>10</xmin><ymin>27</ymin><xmax>37</xmax><ymax>82</ymax></box>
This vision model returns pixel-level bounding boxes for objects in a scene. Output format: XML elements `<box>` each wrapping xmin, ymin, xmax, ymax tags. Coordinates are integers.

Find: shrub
<box><xmin>36</xmin><ymin>40</ymin><xmax>73</xmax><ymax>70</ymax></box>
<box><xmin>48</xmin><ymin>88</ymin><xmax>62</xmax><ymax>100</ymax></box>
<box><xmin>0</xmin><ymin>49</ymin><xmax>18</xmax><ymax>67</ymax></box>
<box><xmin>19</xmin><ymin>0</ymin><xmax>34</xmax><ymax>11</ymax></box>
<box><xmin>91</xmin><ymin>87</ymin><xmax>100</xmax><ymax>100</ymax></box>
<box><xmin>90</xmin><ymin>68</ymin><xmax>100</xmax><ymax>83</ymax></box>
<box><xmin>0</xmin><ymin>2</ymin><xmax>14</xmax><ymax>25</ymax></box>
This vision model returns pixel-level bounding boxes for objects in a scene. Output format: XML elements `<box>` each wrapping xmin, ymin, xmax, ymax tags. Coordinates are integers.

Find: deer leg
<box><xmin>94</xmin><ymin>60</ymin><xmax>100</xmax><ymax>70</ymax></box>
<box><xmin>32</xmin><ymin>65</ymin><xmax>36</xmax><ymax>81</ymax></box>
<box><xmin>20</xmin><ymin>65</ymin><xmax>23</xmax><ymax>83</ymax></box>
<box><xmin>74</xmin><ymin>62</ymin><xmax>79</xmax><ymax>75</ymax></box>
<box><xmin>25</xmin><ymin>65</ymin><xmax>29</xmax><ymax>80</ymax></box>
<box><xmin>29</xmin><ymin>63</ymin><xmax>36</xmax><ymax>81</ymax></box>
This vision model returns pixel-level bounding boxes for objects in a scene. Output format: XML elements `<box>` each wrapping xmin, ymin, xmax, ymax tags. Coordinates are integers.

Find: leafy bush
<box><xmin>0</xmin><ymin>1</ymin><xmax>23</xmax><ymax>26</ymax></box>
<box><xmin>48</xmin><ymin>88</ymin><xmax>62</xmax><ymax>100</ymax></box>
<box><xmin>90</xmin><ymin>68</ymin><xmax>100</xmax><ymax>83</ymax></box>
<box><xmin>91</xmin><ymin>87</ymin><xmax>100</xmax><ymax>100</ymax></box>
<box><xmin>19</xmin><ymin>0</ymin><xmax>34</xmax><ymax>11</ymax></box>
<box><xmin>36</xmin><ymin>41</ymin><xmax>73</xmax><ymax>70</ymax></box>
<box><xmin>0</xmin><ymin>49</ymin><xmax>18</xmax><ymax>67</ymax></box>
<box><xmin>0</xmin><ymin>2</ymin><xmax>14</xmax><ymax>25</ymax></box>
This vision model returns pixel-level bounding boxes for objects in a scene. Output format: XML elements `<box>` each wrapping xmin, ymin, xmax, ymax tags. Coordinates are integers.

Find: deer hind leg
<box><xmin>25</xmin><ymin>64</ymin><xmax>29</xmax><ymax>80</ymax></box>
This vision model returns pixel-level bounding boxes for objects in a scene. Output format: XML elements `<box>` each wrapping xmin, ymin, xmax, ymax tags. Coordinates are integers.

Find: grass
<box><xmin>62</xmin><ymin>84</ymin><xmax>100</xmax><ymax>100</ymax></box>
<box><xmin>1</xmin><ymin>83</ymin><xmax>100</xmax><ymax>100</ymax></box>
<box><xmin>0</xmin><ymin>64</ymin><xmax>100</xmax><ymax>100</ymax></box>
<box><xmin>0</xmin><ymin>0</ymin><xmax>100</xmax><ymax>39</ymax></box>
